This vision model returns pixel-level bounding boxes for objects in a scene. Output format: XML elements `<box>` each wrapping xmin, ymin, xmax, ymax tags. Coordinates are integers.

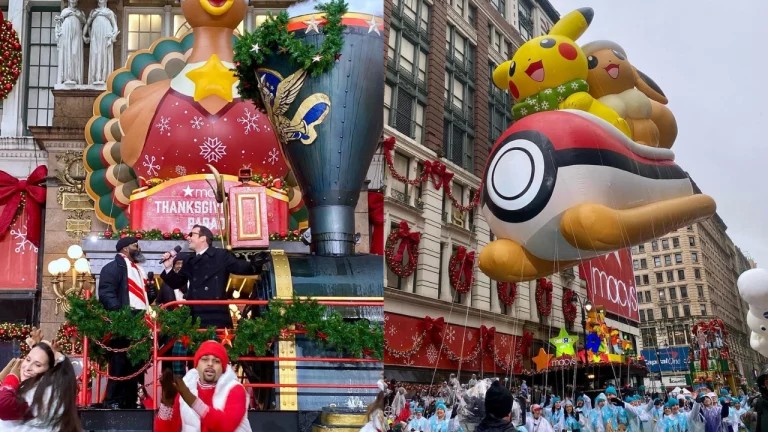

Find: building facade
<box><xmin>633</xmin><ymin>210</ymin><xmax>764</xmax><ymax>390</ymax></box>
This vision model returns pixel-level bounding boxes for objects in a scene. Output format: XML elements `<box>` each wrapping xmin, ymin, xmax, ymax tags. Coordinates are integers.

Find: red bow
<box><xmin>454</xmin><ymin>246</ymin><xmax>475</xmax><ymax>286</ymax></box>
<box><xmin>382</xmin><ymin>136</ymin><xmax>396</xmax><ymax>154</ymax></box>
<box><xmin>480</xmin><ymin>325</ymin><xmax>496</xmax><ymax>351</ymax></box>
<box><xmin>0</xmin><ymin>165</ymin><xmax>47</xmax><ymax>247</ymax></box>
<box><xmin>420</xmin><ymin>316</ymin><xmax>445</xmax><ymax>344</ymax></box>
<box><xmin>393</xmin><ymin>220</ymin><xmax>421</xmax><ymax>262</ymax></box>
<box><xmin>423</xmin><ymin>161</ymin><xmax>454</xmax><ymax>190</ymax></box>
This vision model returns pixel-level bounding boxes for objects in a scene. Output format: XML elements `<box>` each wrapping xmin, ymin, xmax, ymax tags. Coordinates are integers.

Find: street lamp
<box><xmin>571</xmin><ymin>293</ymin><xmax>593</xmax><ymax>334</ymax></box>
<box><xmin>49</xmin><ymin>244</ymin><xmax>94</xmax><ymax>315</ymax></box>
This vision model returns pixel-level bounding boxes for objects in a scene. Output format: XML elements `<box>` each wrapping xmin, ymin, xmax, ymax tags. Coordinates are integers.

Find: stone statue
<box><xmin>83</xmin><ymin>0</ymin><xmax>119</xmax><ymax>85</ymax></box>
<box><xmin>54</xmin><ymin>0</ymin><xmax>86</xmax><ymax>85</ymax></box>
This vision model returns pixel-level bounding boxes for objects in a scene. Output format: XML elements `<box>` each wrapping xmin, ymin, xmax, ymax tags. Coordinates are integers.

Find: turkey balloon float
<box><xmin>738</xmin><ymin>269</ymin><xmax>768</xmax><ymax>358</ymax></box>
<box><xmin>479</xmin><ymin>8</ymin><xmax>716</xmax><ymax>282</ymax></box>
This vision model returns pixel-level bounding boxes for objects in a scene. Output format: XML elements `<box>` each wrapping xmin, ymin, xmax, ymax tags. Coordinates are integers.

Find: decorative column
<box><xmin>0</xmin><ymin>0</ymin><xmax>28</xmax><ymax>137</ymax></box>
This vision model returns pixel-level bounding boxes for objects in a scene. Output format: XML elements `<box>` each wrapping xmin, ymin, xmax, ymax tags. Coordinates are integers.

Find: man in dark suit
<box><xmin>159</xmin><ymin>225</ymin><xmax>259</xmax><ymax>328</ymax></box>
<box><xmin>98</xmin><ymin>236</ymin><xmax>157</xmax><ymax>409</ymax></box>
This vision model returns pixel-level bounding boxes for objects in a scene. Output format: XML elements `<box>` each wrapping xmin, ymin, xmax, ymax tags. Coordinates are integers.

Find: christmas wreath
<box><xmin>233</xmin><ymin>0</ymin><xmax>347</xmax><ymax>103</ymax></box>
<box><xmin>535</xmin><ymin>277</ymin><xmax>553</xmax><ymax>317</ymax></box>
<box><xmin>449</xmin><ymin>246</ymin><xmax>475</xmax><ymax>294</ymax></box>
<box><xmin>0</xmin><ymin>322</ymin><xmax>31</xmax><ymax>356</ymax></box>
<box><xmin>0</xmin><ymin>11</ymin><xmax>22</xmax><ymax>102</ymax></box>
<box><xmin>562</xmin><ymin>288</ymin><xmax>577</xmax><ymax>326</ymax></box>
<box><xmin>385</xmin><ymin>220</ymin><xmax>420</xmax><ymax>278</ymax></box>
<box><xmin>497</xmin><ymin>281</ymin><xmax>517</xmax><ymax>307</ymax></box>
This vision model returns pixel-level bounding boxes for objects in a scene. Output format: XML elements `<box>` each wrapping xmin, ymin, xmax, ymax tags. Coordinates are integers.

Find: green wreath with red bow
<box><xmin>449</xmin><ymin>246</ymin><xmax>475</xmax><ymax>294</ymax></box>
<box><xmin>385</xmin><ymin>221</ymin><xmax>421</xmax><ymax>278</ymax></box>
<box><xmin>0</xmin><ymin>11</ymin><xmax>22</xmax><ymax>102</ymax></box>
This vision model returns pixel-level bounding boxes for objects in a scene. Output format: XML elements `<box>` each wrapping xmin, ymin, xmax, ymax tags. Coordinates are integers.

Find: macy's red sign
<box><xmin>578</xmin><ymin>249</ymin><xmax>639</xmax><ymax>322</ymax></box>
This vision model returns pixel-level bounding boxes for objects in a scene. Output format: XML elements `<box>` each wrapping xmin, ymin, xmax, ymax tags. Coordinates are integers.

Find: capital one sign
<box><xmin>578</xmin><ymin>249</ymin><xmax>639</xmax><ymax>322</ymax></box>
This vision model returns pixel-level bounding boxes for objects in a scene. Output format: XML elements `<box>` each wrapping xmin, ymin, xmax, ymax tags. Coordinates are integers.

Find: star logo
<box><xmin>549</xmin><ymin>327</ymin><xmax>577</xmax><ymax>357</ymax></box>
<box><xmin>304</xmin><ymin>15</ymin><xmax>322</xmax><ymax>34</ymax></box>
<box><xmin>185</xmin><ymin>54</ymin><xmax>238</xmax><ymax>102</ymax></box>
<box><xmin>533</xmin><ymin>348</ymin><xmax>553</xmax><ymax>371</ymax></box>
<box><xmin>367</xmin><ymin>15</ymin><xmax>381</xmax><ymax>35</ymax></box>
<box><xmin>182</xmin><ymin>185</ymin><xmax>194</xmax><ymax>197</ymax></box>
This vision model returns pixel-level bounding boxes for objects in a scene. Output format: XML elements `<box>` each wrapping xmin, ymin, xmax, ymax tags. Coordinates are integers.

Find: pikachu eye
<box><xmin>587</xmin><ymin>55</ymin><xmax>599</xmax><ymax>70</ymax></box>
<box><xmin>612</xmin><ymin>49</ymin><xmax>626</xmax><ymax>61</ymax></box>
<box><xmin>539</xmin><ymin>38</ymin><xmax>556</xmax><ymax>49</ymax></box>
<box><xmin>508</xmin><ymin>61</ymin><xmax>516</xmax><ymax>77</ymax></box>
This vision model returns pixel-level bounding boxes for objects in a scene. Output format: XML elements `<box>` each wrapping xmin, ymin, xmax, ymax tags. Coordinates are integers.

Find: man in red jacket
<box><xmin>155</xmin><ymin>340</ymin><xmax>251</xmax><ymax>432</ymax></box>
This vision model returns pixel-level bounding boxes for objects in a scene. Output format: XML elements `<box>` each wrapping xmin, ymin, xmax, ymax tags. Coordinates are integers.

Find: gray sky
<box><xmin>549</xmin><ymin>0</ymin><xmax>768</xmax><ymax>266</ymax></box>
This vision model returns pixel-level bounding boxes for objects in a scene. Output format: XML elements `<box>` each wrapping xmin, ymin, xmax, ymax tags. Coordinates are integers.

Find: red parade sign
<box><xmin>129</xmin><ymin>175</ymin><xmax>288</xmax><ymax>236</ymax></box>
<box><xmin>578</xmin><ymin>249</ymin><xmax>639</xmax><ymax>322</ymax></box>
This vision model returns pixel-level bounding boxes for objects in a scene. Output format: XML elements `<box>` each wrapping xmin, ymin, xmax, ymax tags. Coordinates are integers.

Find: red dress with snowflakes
<box><xmin>134</xmin><ymin>89</ymin><xmax>288</xmax><ymax>180</ymax></box>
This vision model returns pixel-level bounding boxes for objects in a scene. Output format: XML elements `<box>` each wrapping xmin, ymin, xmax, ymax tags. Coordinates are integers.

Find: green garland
<box><xmin>233</xmin><ymin>0</ymin><xmax>348</xmax><ymax>102</ymax></box>
<box><xmin>65</xmin><ymin>295</ymin><xmax>382</xmax><ymax>366</ymax></box>
<box><xmin>0</xmin><ymin>322</ymin><xmax>31</xmax><ymax>356</ymax></box>
<box><xmin>97</xmin><ymin>227</ymin><xmax>304</xmax><ymax>242</ymax></box>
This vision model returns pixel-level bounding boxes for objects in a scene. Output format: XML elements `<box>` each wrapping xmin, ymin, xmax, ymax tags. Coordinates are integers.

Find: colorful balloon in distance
<box><xmin>478</xmin><ymin>7</ymin><xmax>716</xmax><ymax>283</ymax></box>
<box><xmin>738</xmin><ymin>269</ymin><xmax>768</xmax><ymax>357</ymax></box>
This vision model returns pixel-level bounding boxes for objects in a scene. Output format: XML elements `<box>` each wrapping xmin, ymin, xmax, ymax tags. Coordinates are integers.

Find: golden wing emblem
<box><xmin>274</xmin><ymin>69</ymin><xmax>307</xmax><ymax>117</ymax></box>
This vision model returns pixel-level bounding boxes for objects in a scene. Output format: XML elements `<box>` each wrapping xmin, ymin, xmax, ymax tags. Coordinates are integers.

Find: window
<box><xmin>694</xmin><ymin>268</ymin><xmax>702</xmax><ymax>280</ymax></box>
<box><xmin>635</xmin><ymin>275</ymin><xmax>641</xmax><ymax>286</ymax></box>
<box><xmin>672</xmin><ymin>305</ymin><xmax>680</xmax><ymax>318</ymax></box>
<box><xmin>488</xmin><ymin>62</ymin><xmax>512</xmax><ymax>147</ymax></box>
<box><xmin>700</xmin><ymin>304</ymin><xmax>706</xmax><ymax>315</ymax></box>
<box><xmin>491</xmin><ymin>0</ymin><xmax>506</xmax><ymax>17</ymax></box>
<box><xmin>451</xmin><ymin>0</ymin><xmax>465</xmax><ymax>19</ymax></box>
<box><xmin>672</xmin><ymin>237</ymin><xmax>680</xmax><ymax>248</ymax></box>
<box><xmin>683</xmin><ymin>305</ymin><xmax>691</xmax><ymax>316</ymax></box>
<box><xmin>643</xmin><ymin>275</ymin><xmax>650</xmax><ymax>285</ymax></box>
<box><xmin>25</xmin><ymin>8</ymin><xmax>58</xmax><ymax>128</ymax></box>
<box><xmin>654</xmin><ymin>257</ymin><xmax>661</xmax><ymax>267</ymax></box>
<box><xmin>697</xmin><ymin>285</ymin><xmax>704</xmax><ymax>298</ymax></box>
<box><xmin>669</xmin><ymin>287</ymin><xmax>677</xmax><ymax>300</ymax></box>
<box><xmin>638</xmin><ymin>244</ymin><xmax>645</xmax><ymax>253</ymax></box>
<box><xmin>517</xmin><ymin>0</ymin><xmax>533</xmax><ymax>40</ymax></box>
<box><xmin>674</xmin><ymin>253</ymin><xmax>683</xmax><ymax>264</ymax></box>
<box><xmin>444</xmin><ymin>26</ymin><xmax>475</xmax><ymax>170</ymax></box>
<box><xmin>640</xmin><ymin>258</ymin><xmax>647</xmax><ymax>269</ymax></box>
<box><xmin>637</xmin><ymin>292</ymin><xmax>643</xmax><ymax>304</ymax></box>
<box><xmin>127</xmin><ymin>13</ymin><xmax>162</xmax><ymax>55</ymax></box>
<box><xmin>387</xmin><ymin>2</ymin><xmax>429</xmax><ymax>143</ymax></box>
<box><xmin>633</xmin><ymin>260</ymin><xmax>640</xmax><ymax>270</ymax></box>
<box><xmin>390</xmin><ymin>153</ymin><xmax>410</xmax><ymax>203</ymax></box>
<box><xmin>662</xmin><ymin>239</ymin><xmax>669</xmax><ymax>249</ymax></box>
<box><xmin>689</xmin><ymin>236</ymin><xmax>696</xmax><ymax>246</ymax></box>
<box><xmin>691</xmin><ymin>252</ymin><xmax>699</xmax><ymax>263</ymax></box>
<box><xmin>664</xmin><ymin>255</ymin><xmax>672</xmax><ymax>266</ymax></box>
<box><xmin>641</xmin><ymin>328</ymin><xmax>657</xmax><ymax>347</ymax></box>
<box><xmin>467</xmin><ymin>4</ymin><xmax>477</xmax><ymax>27</ymax></box>
<box><xmin>655</xmin><ymin>272</ymin><xmax>663</xmax><ymax>283</ymax></box>
<box><xmin>666</xmin><ymin>271</ymin><xmax>674</xmax><ymax>282</ymax></box>
<box><xmin>651</xmin><ymin>240</ymin><xmax>658</xmax><ymax>251</ymax></box>
<box><xmin>647</xmin><ymin>309</ymin><xmax>655</xmax><ymax>321</ymax></box>
<box><xmin>658</xmin><ymin>289</ymin><xmax>666</xmax><ymax>301</ymax></box>
<box><xmin>678</xmin><ymin>269</ymin><xmax>686</xmax><ymax>280</ymax></box>
<box><xmin>640</xmin><ymin>309</ymin><xmax>646</xmax><ymax>322</ymax></box>
<box><xmin>660</xmin><ymin>307</ymin><xmax>668</xmax><ymax>319</ymax></box>
<box><xmin>645</xmin><ymin>291</ymin><xmax>651</xmax><ymax>303</ymax></box>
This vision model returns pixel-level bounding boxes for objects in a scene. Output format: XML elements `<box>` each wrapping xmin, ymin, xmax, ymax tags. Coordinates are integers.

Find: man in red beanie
<box><xmin>155</xmin><ymin>340</ymin><xmax>251</xmax><ymax>432</ymax></box>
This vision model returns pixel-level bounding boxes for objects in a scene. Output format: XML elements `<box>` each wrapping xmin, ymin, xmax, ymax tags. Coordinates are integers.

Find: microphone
<box><xmin>159</xmin><ymin>245</ymin><xmax>183</xmax><ymax>264</ymax></box>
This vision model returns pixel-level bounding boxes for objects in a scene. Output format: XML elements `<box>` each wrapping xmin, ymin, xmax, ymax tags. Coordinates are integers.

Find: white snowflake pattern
<box><xmin>411</xmin><ymin>333</ymin><xmax>421</xmax><ymax>344</ymax></box>
<box><xmin>175</xmin><ymin>165</ymin><xmax>187</xmax><ymax>176</ymax></box>
<box><xmin>190</xmin><ymin>116</ymin><xmax>204</xmax><ymax>130</ymax></box>
<box><xmin>387</xmin><ymin>324</ymin><xmax>398</xmax><ymax>337</ymax></box>
<box><xmin>11</xmin><ymin>226</ymin><xmax>37</xmax><ymax>253</ymax></box>
<box><xmin>557</xmin><ymin>96</ymin><xmax>565</xmax><ymax>103</ymax></box>
<box><xmin>237</xmin><ymin>108</ymin><xmax>261</xmax><ymax>135</ymax></box>
<box><xmin>520</xmin><ymin>108</ymin><xmax>528</xmax><ymax>116</ymax></box>
<box><xmin>557</xmin><ymin>85</ymin><xmax>566</xmax><ymax>93</ymax></box>
<box><xmin>540</xmin><ymin>101</ymin><xmax>550</xmax><ymax>110</ymax></box>
<box><xmin>499</xmin><ymin>336</ymin><xmax>508</xmax><ymax>348</ymax></box>
<box><xmin>571</xmin><ymin>82</ymin><xmax>580</xmax><ymax>89</ymax></box>
<box><xmin>142</xmin><ymin>155</ymin><xmax>160</xmax><ymax>177</ymax></box>
<box><xmin>155</xmin><ymin>116</ymin><xmax>171</xmax><ymax>134</ymax></box>
<box><xmin>466</xmin><ymin>331</ymin><xmax>473</xmax><ymax>341</ymax></box>
<box><xmin>426</xmin><ymin>344</ymin><xmax>439</xmax><ymax>364</ymax></box>
<box><xmin>543</xmin><ymin>88</ymin><xmax>553</xmax><ymax>94</ymax></box>
<box><xmin>267</xmin><ymin>148</ymin><xmax>280</xmax><ymax>165</ymax></box>
<box><xmin>199</xmin><ymin>137</ymin><xmax>227</xmax><ymax>162</ymax></box>
<box><xmin>403</xmin><ymin>357</ymin><xmax>415</xmax><ymax>366</ymax></box>
<box><xmin>444</xmin><ymin>327</ymin><xmax>456</xmax><ymax>343</ymax></box>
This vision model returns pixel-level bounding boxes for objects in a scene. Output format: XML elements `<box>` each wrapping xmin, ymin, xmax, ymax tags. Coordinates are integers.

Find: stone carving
<box><xmin>83</xmin><ymin>0</ymin><xmax>119</xmax><ymax>85</ymax></box>
<box><xmin>54</xmin><ymin>0</ymin><xmax>86</xmax><ymax>85</ymax></box>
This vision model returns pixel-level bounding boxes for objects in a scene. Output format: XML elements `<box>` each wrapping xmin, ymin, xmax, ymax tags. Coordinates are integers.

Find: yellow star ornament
<box><xmin>532</xmin><ymin>348</ymin><xmax>553</xmax><ymax>371</ymax></box>
<box><xmin>549</xmin><ymin>327</ymin><xmax>578</xmax><ymax>357</ymax></box>
<box><xmin>185</xmin><ymin>54</ymin><xmax>238</xmax><ymax>102</ymax></box>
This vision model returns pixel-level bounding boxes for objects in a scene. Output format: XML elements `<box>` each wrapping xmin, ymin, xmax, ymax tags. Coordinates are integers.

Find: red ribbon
<box><xmin>700</xmin><ymin>348</ymin><xmax>708</xmax><ymax>370</ymax></box>
<box><xmin>420</xmin><ymin>316</ymin><xmax>445</xmax><ymax>344</ymax></box>
<box><xmin>393</xmin><ymin>220</ymin><xmax>421</xmax><ymax>262</ymax></box>
<box><xmin>453</xmin><ymin>246</ymin><xmax>475</xmax><ymax>287</ymax></box>
<box><xmin>480</xmin><ymin>325</ymin><xmax>496</xmax><ymax>351</ymax></box>
<box><xmin>424</xmin><ymin>160</ymin><xmax>452</xmax><ymax>190</ymax></box>
<box><xmin>382</xmin><ymin>136</ymin><xmax>396</xmax><ymax>154</ymax></box>
<box><xmin>0</xmin><ymin>165</ymin><xmax>47</xmax><ymax>247</ymax></box>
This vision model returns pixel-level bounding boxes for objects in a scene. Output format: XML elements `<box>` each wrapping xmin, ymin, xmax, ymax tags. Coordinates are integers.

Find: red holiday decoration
<box><xmin>419</xmin><ymin>316</ymin><xmax>445</xmax><ymax>345</ymax></box>
<box><xmin>497</xmin><ymin>281</ymin><xmax>517</xmax><ymax>306</ymax></box>
<box><xmin>0</xmin><ymin>12</ymin><xmax>21</xmax><ymax>102</ymax></box>
<box><xmin>449</xmin><ymin>246</ymin><xmax>475</xmax><ymax>294</ymax></box>
<box><xmin>480</xmin><ymin>325</ymin><xmax>496</xmax><ymax>351</ymax></box>
<box><xmin>385</xmin><ymin>220</ymin><xmax>421</xmax><ymax>278</ymax></box>
<box><xmin>0</xmin><ymin>166</ymin><xmax>47</xmax><ymax>247</ymax></box>
<box><xmin>536</xmin><ymin>277</ymin><xmax>553</xmax><ymax>318</ymax></box>
<box><xmin>562</xmin><ymin>288</ymin><xmax>578</xmax><ymax>326</ymax></box>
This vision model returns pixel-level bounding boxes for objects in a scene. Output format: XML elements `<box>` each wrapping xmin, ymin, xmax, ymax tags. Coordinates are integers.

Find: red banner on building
<box><xmin>0</xmin><ymin>205</ymin><xmax>39</xmax><ymax>289</ymax></box>
<box><xmin>578</xmin><ymin>249</ymin><xmax>639</xmax><ymax>322</ymax></box>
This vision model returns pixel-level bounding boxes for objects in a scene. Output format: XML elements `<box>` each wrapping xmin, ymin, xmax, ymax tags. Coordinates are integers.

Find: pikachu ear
<box><xmin>633</xmin><ymin>67</ymin><xmax>669</xmax><ymax>105</ymax></box>
<box><xmin>549</xmin><ymin>8</ymin><xmax>593</xmax><ymax>41</ymax></box>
